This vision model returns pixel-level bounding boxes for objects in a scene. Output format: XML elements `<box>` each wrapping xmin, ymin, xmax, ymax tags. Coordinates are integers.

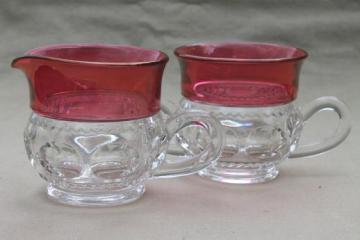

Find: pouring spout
<box><xmin>11</xmin><ymin>55</ymin><xmax>52</xmax><ymax>79</ymax></box>
<box><xmin>11</xmin><ymin>56</ymin><xmax>34</xmax><ymax>72</ymax></box>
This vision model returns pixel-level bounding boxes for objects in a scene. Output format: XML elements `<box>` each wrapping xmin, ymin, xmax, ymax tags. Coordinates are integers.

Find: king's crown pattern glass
<box><xmin>172</xmin><ymin>42</ymin><xmax>351</xmax><ymax>184</ymax></box>
<box><xmin>12</xmin><ymin>44</ymin><xmax>223</xmax><ymax>206</ymax></box>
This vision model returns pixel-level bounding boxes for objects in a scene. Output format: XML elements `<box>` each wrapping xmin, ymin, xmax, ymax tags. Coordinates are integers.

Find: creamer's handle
<box><xmin>290</xmin><ymin>97</ymin><xmax>351</xmax><ymax>158</ymax></box>
<box><xmin>153</xmin><ymin>112</ymin><xmax>223</xmax><ymax>178</ymax></box>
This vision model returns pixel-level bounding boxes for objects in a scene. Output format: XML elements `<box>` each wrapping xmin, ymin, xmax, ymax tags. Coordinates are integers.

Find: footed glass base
<box><xmin>198</xmin><ymin>164</ymin><xmax>279</xmax><ymax>184</ymax></box>
<box><xmin>47</xmin><ymin>184</ymin><xmax>145</xmax><ymax>207</ymax></box>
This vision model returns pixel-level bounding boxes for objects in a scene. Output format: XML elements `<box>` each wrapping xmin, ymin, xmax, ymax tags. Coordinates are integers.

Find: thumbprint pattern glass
<box><xmin>12</xmin><ymin>44</ymin><xmax>223</xmax><ymax>206</ymax></box>
<box><xmin>172</xmin><ymin>42</ymin><xmax>351</xmax><ymax>184</ymax></box>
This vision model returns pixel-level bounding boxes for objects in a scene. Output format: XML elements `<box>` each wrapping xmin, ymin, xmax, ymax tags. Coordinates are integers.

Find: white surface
<box><xmin>0</xmin><ymin>1</ymin><xmax>359</xmax><ymax>239</ymax></box>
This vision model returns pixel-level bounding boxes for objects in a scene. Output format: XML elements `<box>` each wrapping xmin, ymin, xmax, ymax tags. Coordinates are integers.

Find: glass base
<box><xmin>198</xmin><ymin>164</ymin><xmax>279</xmax><ymax>184</ymax></box>
<box><xmin>47</xmin><ymin>183</ymin><xmax>145</xmax><ymax>207</ymax></box>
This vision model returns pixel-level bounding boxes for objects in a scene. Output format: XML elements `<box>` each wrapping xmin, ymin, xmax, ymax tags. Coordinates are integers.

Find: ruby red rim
<box><xmin>174</xmin><ymin>42</ymin><xmax>308</xmax><ymax>63</ymax></box>
<box><xmin>11</xmin><ymin>43</ymin><xmax>169</xmax><ymax>67</ymax></box>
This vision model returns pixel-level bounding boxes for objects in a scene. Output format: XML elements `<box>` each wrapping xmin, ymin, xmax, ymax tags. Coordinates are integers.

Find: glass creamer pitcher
<box><xmin>12</xmin><ymin>44</ymin><xmax>223</xmax><ymax>206</ymax></box>
<box><xmin>171</xmin><ymin>42</ymin><xmax>351</xmax><ymax>184</ymax></box>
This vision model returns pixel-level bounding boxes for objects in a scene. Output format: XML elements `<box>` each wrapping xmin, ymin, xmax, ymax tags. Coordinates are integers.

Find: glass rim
<box><xmin>12</xmin><ymin>43</ymin><xmax>169</xmax><ymax>67</ymax></box>
<box><xmin>32</xmin><ymin>109</ymin><xmax>161</xmax><ymax>122</ymax></box>
<box><xmin>174</xmin><ymin>41</ymin><xmax>308</xmax><ymax>63</ymax></box>
<box><xmin>182</xmin><ymin>96</ymin><xmax>297</xmax><ymax>108</ymax></box>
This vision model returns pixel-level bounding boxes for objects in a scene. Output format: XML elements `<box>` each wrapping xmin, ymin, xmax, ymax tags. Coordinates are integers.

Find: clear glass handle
<box><xmin>152</xmin><ymin>111</ymin><xmax>223</xmax><ymax>178</ymax></box>
<box><xmin>290</xmin><ymin>96</ymin><xmax>351</xmax><ymax>158</ymax></box>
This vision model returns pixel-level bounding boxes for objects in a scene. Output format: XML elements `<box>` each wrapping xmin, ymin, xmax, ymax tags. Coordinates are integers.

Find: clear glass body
<box><xmin>25</xmin><ymin>112</ymin><xmax>223</xmax><ymax>206</ymax></box>
<box><xmin>25</xmin><ymin>113</ymin><xmax>165</xmax><ymax>205</ymax></box>
<box><xmin>174</xmin><ymin>97</ymin><xmax>351</xmax><ymax>184</ymax></box>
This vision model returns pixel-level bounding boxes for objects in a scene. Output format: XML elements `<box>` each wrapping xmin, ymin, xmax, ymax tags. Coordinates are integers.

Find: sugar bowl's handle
<box><xmin>152</xmin><ymin>111</ymin><xmax>223</xmax><ymax>178</ymax></box>
<box><xmin>290</xmin><ymin>96</ymin><xmax>351</xmax><ymax>158</ymax></box>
